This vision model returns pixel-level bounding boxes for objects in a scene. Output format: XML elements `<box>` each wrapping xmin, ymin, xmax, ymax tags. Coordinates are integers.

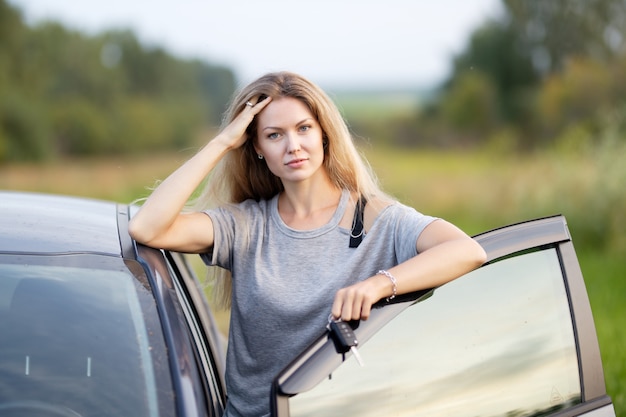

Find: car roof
<box><xmin>0</xmin><ymin>191</ymin><xmax>126</xmax><ymax>256</ymax></box>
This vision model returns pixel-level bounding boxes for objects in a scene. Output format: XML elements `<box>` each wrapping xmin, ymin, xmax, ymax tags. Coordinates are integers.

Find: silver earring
<box><xmin>258</xmin><ymin>154</ymin><xmax>264</xmax><ymax>159</ymax></box>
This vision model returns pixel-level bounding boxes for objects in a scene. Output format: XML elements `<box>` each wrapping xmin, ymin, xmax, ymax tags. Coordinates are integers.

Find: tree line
<box><xmin>0</xmin><ymin>0</ymin><xmax>235</xmax><ymax>161</ymax></box>
<box><xmin>2</xmin><ymin>0</ymin><xmax>625</xmax><ymax>161</ymax></box>
<box><xmin>359</xmin><ymin>0</ymin><xmax>626</xmax><ymax>151</ymax></box>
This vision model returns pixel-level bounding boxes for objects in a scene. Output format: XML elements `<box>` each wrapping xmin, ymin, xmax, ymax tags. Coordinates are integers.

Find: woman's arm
<box><xmin>128</xmin><ymin>139</ymin><xmax>227</xmax><ymax>253</ymax></box>
<box><xmin>128</xmin><ymin>97</ymin><xmax>271</xmax><ymax>253</ymax></box>
<box><xmin>332</xmin><ymin>219</ymin><xmax>487</xmax><ymax>321</ymax></box>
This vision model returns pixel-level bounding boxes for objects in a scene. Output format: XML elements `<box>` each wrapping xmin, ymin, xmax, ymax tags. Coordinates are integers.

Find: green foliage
<box><xmin>424</xmin><ymin>0</ymin><xmax>626</xmax><ymax>151</ymax></box>
<box><xmin>0</xmin><ymin>0</ymin><xmax>235</xmax><ymax>161</ymax></box>
<box><xmin>579</xmin><ymin>251</ymin><xmax>626</xmax><ymax>414</ymax></box>
<box><xmin>504</xmin><ymin>0</ymin><xmax>626</xmax><ymax>71</ymax></box>
<box><xmin>0</xmin><ymin>92</ymin><xmax>48</xmax><ymax>160</ymax></box>
<box><xmin>536</xmin><ymin>57</ymin><xmax>624</xmax><ymax>140</ymax></box>
<box><xmin>449</xmin><ymin>19</ymin><xmax>538</xmax><ymax>124</ymax></box>
<box><xmin>50</xmin><ymin>97</ymin><xmax>110</xmax><ymax>155</ymax></box>
<box><xmin>440</xmin><ymin>70</ymin><xmax>498</xmax><ymax>134</ymax></box>
<box><xmin>403</xmin><ymin>0</ymin><xmax>626</xmax><ymax>151</ymax></box>
<box><xmin>545</xmin><ymin>133</ymin><xmax>626</xmax><ymax>255</ymax></box>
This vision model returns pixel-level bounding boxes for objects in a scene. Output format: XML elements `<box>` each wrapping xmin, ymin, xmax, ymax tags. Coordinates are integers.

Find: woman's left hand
<box><xmin>331</xmin><ymin>273</ymin><xmax>391</xmax><ymax>321</ymax></box>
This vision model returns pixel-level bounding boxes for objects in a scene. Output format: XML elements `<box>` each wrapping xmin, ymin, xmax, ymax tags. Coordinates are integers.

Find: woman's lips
<box><xmin>285</xmin><ymin>158</ymin><xmax>308</xmax><ymax>168</ymax></box>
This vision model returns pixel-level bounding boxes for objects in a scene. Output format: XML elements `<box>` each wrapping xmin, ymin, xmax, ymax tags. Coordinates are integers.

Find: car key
<box><xmin>328</xmin><ymin>319</ymin><xmax>365</xmax><ymax>367</ymax></box>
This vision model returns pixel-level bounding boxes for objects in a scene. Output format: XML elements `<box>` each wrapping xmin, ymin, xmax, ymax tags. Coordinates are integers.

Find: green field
<box><xmin>1</xmin><ymin>146</ymin><xmax>623</xmax><ymax>415</ymax></box>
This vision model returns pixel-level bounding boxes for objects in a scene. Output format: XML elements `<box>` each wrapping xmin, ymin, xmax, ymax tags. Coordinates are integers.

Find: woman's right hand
<box><xmin>215</xmin><ymin>95</ymin><xmax>272</xmax><ymax>150</ymax></box>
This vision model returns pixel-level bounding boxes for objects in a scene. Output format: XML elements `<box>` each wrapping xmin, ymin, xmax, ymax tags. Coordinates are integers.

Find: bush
<box><xmin>50</xmin><ymin>97</ymin><xmax>111</xmax><ymax>155</ymax></box>
<box><xmin>0</xmin><ymin>93</ymin><xmax>49</xmax><ymax>161</ymax></box>
<box><xmin>544</xmin><ymin>111</ymin><xmax>626</xmax><ymax>254</ymax></box>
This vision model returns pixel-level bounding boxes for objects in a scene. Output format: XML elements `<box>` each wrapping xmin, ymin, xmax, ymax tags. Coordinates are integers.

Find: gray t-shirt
<box><xmin>203</xmin><ymin>189</ymin><xmax>436</xmax><ymax>417</ymax></box>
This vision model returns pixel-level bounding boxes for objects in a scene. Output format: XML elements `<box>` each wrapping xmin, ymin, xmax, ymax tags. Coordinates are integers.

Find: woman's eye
<box><xmin>299</xmin><ymin>125</ymin><xmax>311</xmax><ymax>132</ymax></box>
<box><xmin>267</xmin><ymin>132</ymin><xmax>280</xmax><ymax>140</ymax></box>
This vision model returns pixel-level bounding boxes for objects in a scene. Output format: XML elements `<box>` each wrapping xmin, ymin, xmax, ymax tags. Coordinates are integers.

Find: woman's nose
<box><xmin>286</xmin><ymin>134</ymin><xmax>301</xmax><ymax>153</ymax></box>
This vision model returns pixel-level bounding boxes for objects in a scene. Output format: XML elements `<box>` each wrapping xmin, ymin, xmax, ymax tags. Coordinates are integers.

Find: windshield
<box><xmin>0</xmin><ymin>256</ymin><xmax>175</xmax><ymax>417</ymax></box>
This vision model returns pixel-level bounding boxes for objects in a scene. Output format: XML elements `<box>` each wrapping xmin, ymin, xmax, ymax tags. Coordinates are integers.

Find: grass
<box><xmin>1</xmin><ymin>146</ymin><xmax>623</xmax><ymax>415</ymax></box>
<box><xmin>0</xmin><ymin>151</ymin><xmax>195</xmax><ymax>203</ymax></box>
<box><xmin>579</xmin><ymin>252</ymin><xmax>626</xmax><ymax>411</ymax></box>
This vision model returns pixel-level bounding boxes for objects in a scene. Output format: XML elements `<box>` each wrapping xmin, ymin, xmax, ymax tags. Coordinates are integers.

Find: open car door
<box><xmin>271</xmin><ymin>215</ymin><xmax>615</xmax><ymax>417</ymax></box>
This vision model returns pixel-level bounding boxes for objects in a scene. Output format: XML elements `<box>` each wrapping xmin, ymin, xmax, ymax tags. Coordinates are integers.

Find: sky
<box><xmin>8</xmin><ymin>0</ymin><xmax>502</xmax><ymax>91</ymax></box>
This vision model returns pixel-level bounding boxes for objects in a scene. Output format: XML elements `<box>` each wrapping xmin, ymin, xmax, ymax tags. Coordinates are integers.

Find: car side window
<box><xmin>289</xmin><ymin>247</ymin><xmax>581</xmax><ymax>417</ymax></box>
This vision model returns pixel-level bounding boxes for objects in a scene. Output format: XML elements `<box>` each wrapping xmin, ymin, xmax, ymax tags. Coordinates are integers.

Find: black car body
<box><xmin>0</xmin><ymin>191</ymin><xmax>616</xmax><ymax>417</ymax></box>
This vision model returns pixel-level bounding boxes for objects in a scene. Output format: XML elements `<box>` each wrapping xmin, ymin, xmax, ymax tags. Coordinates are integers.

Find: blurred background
<box><xmin>0</xmin><ymin>0</ymin><xmax>624</xmax><ymax>413</ymax></box>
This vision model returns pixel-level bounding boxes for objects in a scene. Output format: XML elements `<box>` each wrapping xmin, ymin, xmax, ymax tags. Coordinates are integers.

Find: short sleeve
<box><xmin>198</xmin><ymin>199</ymin><xmax>266</xmax><ymax>271</ymax></box>
<box><xmin>390</xmin><ymin>203</ymin><xmax>438</xmax><ymax>263</ymax></box>
<box><xmin>199</xmin><ymin>206</ymin><xmax>237</xmax><ymax>270</ymax></box>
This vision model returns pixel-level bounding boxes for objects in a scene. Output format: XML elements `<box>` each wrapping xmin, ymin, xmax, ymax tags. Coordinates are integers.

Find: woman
<box><xmin>129</xmin><ymin>71</ymin><xmax>486</xmax><ymax>417</ymax></box>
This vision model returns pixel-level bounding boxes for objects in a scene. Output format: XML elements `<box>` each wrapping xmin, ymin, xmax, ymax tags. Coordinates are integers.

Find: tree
<box><xmin>448</xmin><ymin>19</ymin><xmax>538</xmax><ymax>125</ymax></box>
<box><xmin>504</xmin><ymin>0</ymin><xmax>626</xmax><ymax>74</ymax></box>
<box><xmin>431</xmin><ymin>0</ymin><xmax>626</xmax><ymax>149</ymax></box>
<box><xmin>441</xmin><ymin>70</ymin><xmax>498</xmax><ymax>135</ymax></box>
<box><xmin>0</xmin><ymin>0</ymin><xmax>237</xmax><ymax>161</ymax></box>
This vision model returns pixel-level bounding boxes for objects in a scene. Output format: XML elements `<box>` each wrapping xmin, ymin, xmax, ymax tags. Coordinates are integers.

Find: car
<box><xmin>0</xmin><ymin>190</ymin><xmax>616</xmax><ymax>417</ymax></box>
<box><xmin>0</xmin><ymin>191</ymin><xmax>227</xmax><ymax>417</ymax></box>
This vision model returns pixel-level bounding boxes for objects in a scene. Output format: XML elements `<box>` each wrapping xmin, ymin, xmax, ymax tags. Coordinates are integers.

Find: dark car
<box><xmin>0</xmin><ymin>191</ymin><xmax>227</xmax><ymax>417</ymax></box>
<box><xmin>0</xmin><ymin>191</ymin><xmax>615</xmax><ymax>417</ymax></box>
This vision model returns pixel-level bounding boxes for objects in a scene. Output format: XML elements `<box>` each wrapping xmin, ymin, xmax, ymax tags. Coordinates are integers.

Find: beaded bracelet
<box><xmin>377</xmin><ymin>269</ymin><xmax>397</xmax><ymax>302</ymax></box>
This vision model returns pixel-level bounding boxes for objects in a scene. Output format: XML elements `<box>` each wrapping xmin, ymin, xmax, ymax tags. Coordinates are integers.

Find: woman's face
<box><xmin>254</xmin><ymin>97</ymin><xmax>326</xmax><ymax>185</ymax></box>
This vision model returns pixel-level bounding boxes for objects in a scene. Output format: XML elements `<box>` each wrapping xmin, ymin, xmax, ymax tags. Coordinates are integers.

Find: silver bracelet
<box><xmin>377</xmin><ymin>270</ymin><xmax>397</xmax><ymax>302</ymax></box>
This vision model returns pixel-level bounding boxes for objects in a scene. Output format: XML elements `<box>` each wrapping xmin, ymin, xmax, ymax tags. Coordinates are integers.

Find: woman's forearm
<box><xmin>382</xmin><ymin>236</ymin><xmax>486</xmax><ymax>297</ymax></box>
<box><xmin>128</xmin><ymin>138</ymin><xmax>231</xmax><ymax>244</ymax></box>
<box><xmin>332</xmin><ymin>220</ymin><xmax>486</xmax><ymax>321</ymax></box>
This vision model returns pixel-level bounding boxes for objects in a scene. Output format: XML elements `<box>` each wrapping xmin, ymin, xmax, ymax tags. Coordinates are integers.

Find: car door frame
<box><xmin>270</xmin><ymin>215</ymin><xmax>614</xmax><ymax>417</ymax></box>
<box><xmin>122</xmin><ymin>203</ymin><xmax>227</xmax><ymax>417</ymax></box>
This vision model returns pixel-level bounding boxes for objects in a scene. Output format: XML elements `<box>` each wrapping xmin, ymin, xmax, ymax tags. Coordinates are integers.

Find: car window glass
<box><xmin>0</xmin><ymin>262</ymin><xmax>175</xmax><ymax>417</ymax></box>
<box><xmin>289</xmin><ymin>248</ymin><xmax>581</xmax><ymax>417</ymax></box>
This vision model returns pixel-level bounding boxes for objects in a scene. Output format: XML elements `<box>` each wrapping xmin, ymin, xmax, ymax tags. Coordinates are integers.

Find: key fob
<box><xmin>329</xmin><ymin>320</ymin><xmax>358</xmax><ymax>353</ymax></box>
<box><xmin>328</xmin><ymin>319</ymin><xmax>365</xmax><ymax>367</ymax></box>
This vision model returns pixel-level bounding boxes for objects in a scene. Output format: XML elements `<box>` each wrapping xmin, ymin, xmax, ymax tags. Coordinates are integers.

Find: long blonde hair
<box><xmin>194</xmin><ymin>71</ymin><xmax>385</xmax><ymax>309</ymax></box>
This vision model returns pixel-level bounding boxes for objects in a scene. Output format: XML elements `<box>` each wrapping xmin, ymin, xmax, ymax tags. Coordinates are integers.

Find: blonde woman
<box><xmin>129</xmin><ymin>71</ymin><xmax>486</xmax><ymax>417</ymax></box>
